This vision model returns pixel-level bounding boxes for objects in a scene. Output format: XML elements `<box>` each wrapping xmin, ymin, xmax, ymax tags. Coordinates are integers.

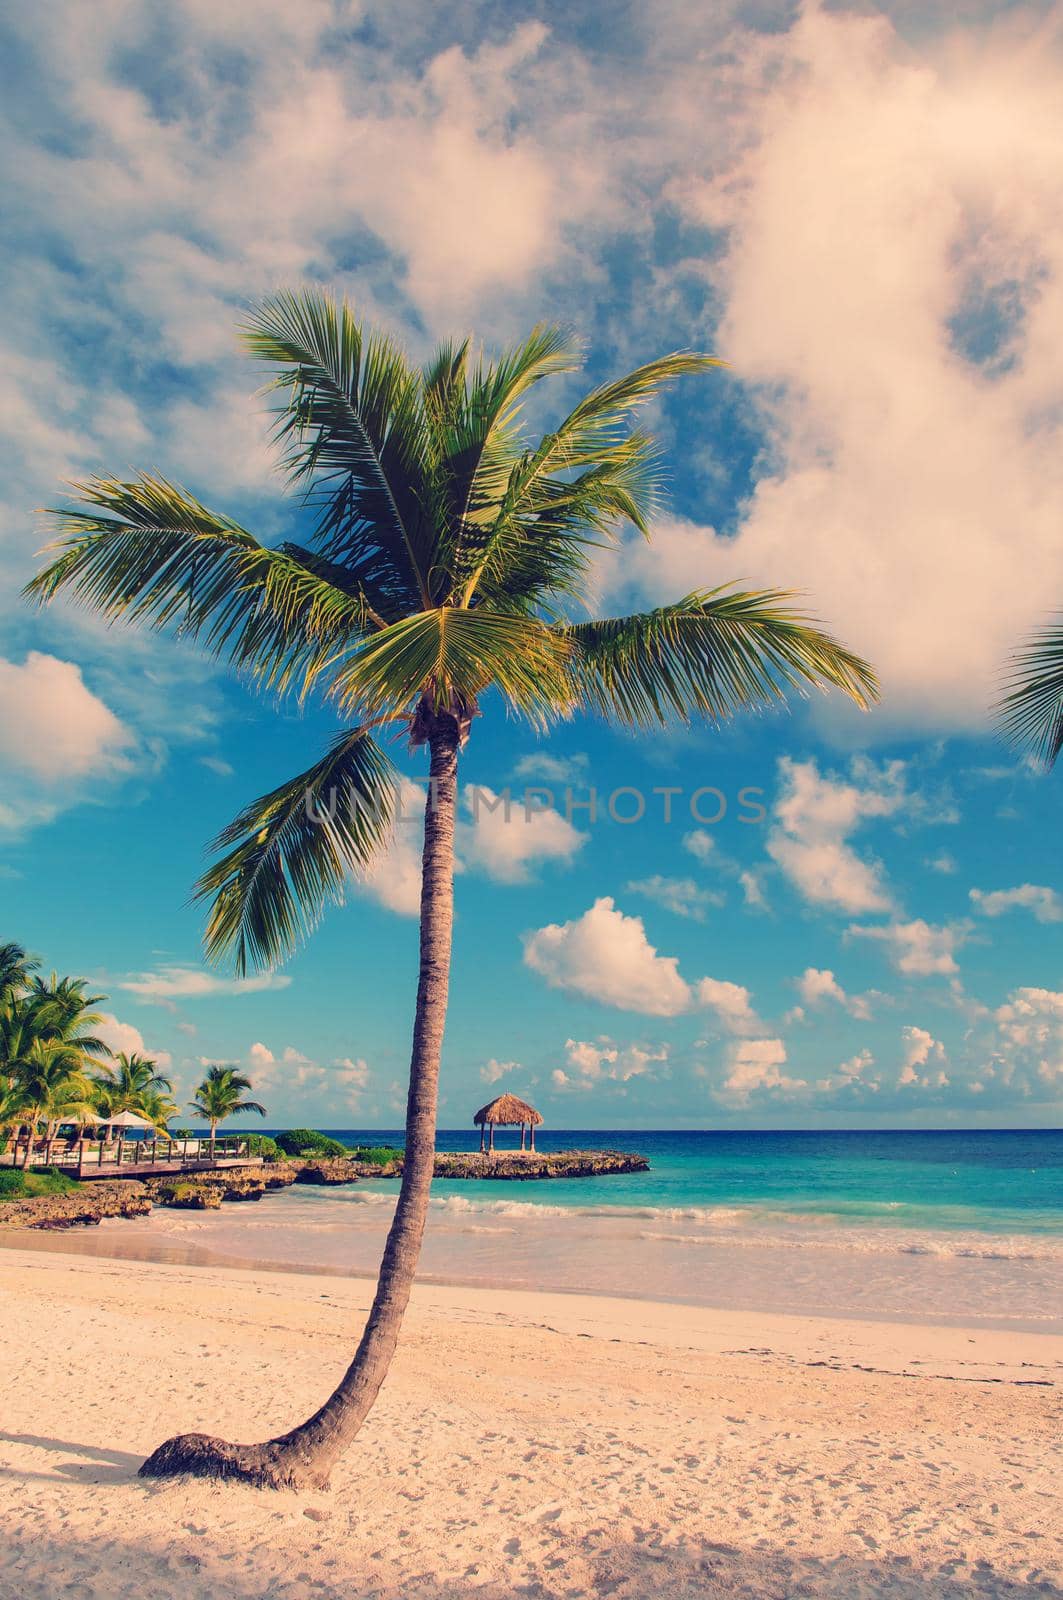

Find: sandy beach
<box><xmin>1</xmin><ymin>1243</ymin><xmax>1059</xmax><ymax>1600</ymax></box>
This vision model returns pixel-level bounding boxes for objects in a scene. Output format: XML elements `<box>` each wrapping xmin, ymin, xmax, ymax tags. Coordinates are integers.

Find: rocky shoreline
<box><xmin>0</xmin><ymin>1148</ymin><xmax>648</xmax><ymax>1229</ymax></box>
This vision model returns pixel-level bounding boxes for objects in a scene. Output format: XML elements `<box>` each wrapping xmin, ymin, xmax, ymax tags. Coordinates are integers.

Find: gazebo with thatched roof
<box><xmin>474</xmin><ymin>1093</ymin><xmax>543</xmax><ymax>1154</ymax></box>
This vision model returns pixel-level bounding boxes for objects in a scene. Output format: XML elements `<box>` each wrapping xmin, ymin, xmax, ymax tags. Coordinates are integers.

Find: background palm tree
<box><xmin>0</xmin><ymin>966</ymin><xmax>109</xmax><ymax>1158</ymax></box>
<box><xmin>189</xmin><ymin>1065</ymin><xmax>266</xmax><ymax>1155</ymax></box>
<box><xmin>15</xmin><ymin>1043</ymin><xmax>96</xmax><ymax>1145</ymax></box>
<box><xmin>92</xmin><ymin>1051</ymin><xmax>174</xmax><ymax>1121</ymax></box>
<box><xmin>27</xmin><ymin>289</ymin><xmax>877</xmax><ymax>1488</ymax></box>
<box><xmin>996</xmin><ymin>616</ymin><xmax>1063</xmax><ymax>768</ymax></box>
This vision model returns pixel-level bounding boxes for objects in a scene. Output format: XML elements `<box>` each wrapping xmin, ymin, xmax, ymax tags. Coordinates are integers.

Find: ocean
<box><xmin>99</xmin><ymin>1128</ymin><xmax>1063</xmax><ymax>1331</ymax></box>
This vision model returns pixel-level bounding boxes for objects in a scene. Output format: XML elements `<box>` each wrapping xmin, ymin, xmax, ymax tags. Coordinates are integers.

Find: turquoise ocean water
<box><xmin>98</xmin><ymin>1129</ymin><xmax>1062</xmax><ymax>1330</ymax></box>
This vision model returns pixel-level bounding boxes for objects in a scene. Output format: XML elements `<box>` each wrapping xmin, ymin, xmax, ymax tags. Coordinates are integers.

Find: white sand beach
<box><xmin>1</xmin><ymin>1243</ymin><xmax>1060</xmax><ymax>1600</ymax></box>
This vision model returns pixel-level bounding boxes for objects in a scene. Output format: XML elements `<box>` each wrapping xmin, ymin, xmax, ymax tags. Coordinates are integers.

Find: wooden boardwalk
<box><xmin>1</xmin><ymin>1136</ymin><xmax>259</xmax><ymax>1180</ymax></box>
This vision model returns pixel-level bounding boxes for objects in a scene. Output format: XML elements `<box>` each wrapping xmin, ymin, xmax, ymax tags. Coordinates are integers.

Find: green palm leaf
<box><xmin>197</xmin><ymin>729</ymin><xmax>400</xmax><ymax>973</ymax></box>
<box><xmin>25</xmin><ymin>476</ymin><xmax>375</xmax><ymax>700</ymax></box>
<box><xmin>996</xmin><ymin>617</ymin><xmax>1063</xmax><ymax>768</ymax></box>
<box><xmin>241</xmin><ymin>289</ymin><xmax>432</xmax><ymax>610</ymax></box>
<box><xmin>562</xmin><ymin>588</ymin><xmax>877</xmax><ymax>725</ymax></box>
<box><xmin>331</xmin><ymin>607</ymin><xmax>574</xmax><ymax>728</ymax></box>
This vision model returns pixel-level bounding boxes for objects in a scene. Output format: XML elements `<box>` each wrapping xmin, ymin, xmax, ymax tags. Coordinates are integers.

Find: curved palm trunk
<box><xmin>141</xmin><ymin>718</ymin><xmax>460</xmax><ymax>1489</ymax></box>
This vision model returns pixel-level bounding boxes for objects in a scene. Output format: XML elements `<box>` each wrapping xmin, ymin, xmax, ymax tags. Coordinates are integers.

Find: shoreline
<box><xmin>4</xmin><ymin>1173</ymin><xmax>1059</xmax><ymax>1336</ymax></box>
<box><xmin>4</xmin><ymin>1218</ymin><xmax>1062</xmax><ymax>1342</ymax></box>
<box><xmin>1</xmin><ymin>1245</ymin><xmax>1060</xmax><ymax>1599</ymax></box>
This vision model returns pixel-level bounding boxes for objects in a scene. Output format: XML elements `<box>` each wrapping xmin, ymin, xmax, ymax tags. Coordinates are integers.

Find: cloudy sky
<box><xmin>1</xmin><ymin>0</ymin><xmax>1062</xmax><ymax>1129</ymax></box>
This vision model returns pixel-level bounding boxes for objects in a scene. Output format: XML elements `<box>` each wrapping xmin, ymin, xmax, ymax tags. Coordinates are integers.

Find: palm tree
<box><xmin>15</xmin><ymin>1042</ymin><xmax>96</xmax><ymax>1145</ymax></box>
<box><xmin>189</xmin><ymin>1065</ymin><xmax>266</xmax><ymax>1155</ymax></box>
<box><xmin>26</xmin><ymin>289</ymin><xmax>877</xmax><ymax>1487</ymax></box>
<box><xmin>136</xmin><ymin>1085</ymin><xmax>180</xmax><ymax>1135</ymax></box>
<box><xmin>23</xmin><ymin>975</ymin><xmax>110</xmax><ymax>1071</ymax></box>
<box><xmin>996</xmin><ymin>616</ymin><xmax>1063</xmax><ymax>768</ymax></box>
<box><xmin>92</xmin><ymin>1051</ymin><xmax>174</xmax><ymax>1117</ymax></box>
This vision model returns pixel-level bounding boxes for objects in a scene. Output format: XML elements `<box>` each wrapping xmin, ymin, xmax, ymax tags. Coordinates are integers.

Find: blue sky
<box><xmin>1</xmin><ymin>0</ymin><xmax>1061</xmax><ymax>1130</ymax></box>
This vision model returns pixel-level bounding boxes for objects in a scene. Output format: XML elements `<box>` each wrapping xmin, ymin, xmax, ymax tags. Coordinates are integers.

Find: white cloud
<box><xmin>118</xmin><ymin>967</ymin><xmax>292</xmax><ymax>1002</ymax></box>
<box><xmin>926</xmin><ymin>852</ymin><xmax>958</xmax><ymax>876</ymax></box>
<box><xmin>245</xmin><ymin>1041</ymin><xmax>370</xmax><ymax>1115</ymax></box>
<box><xmin>632</xmin><ymin>5</ymin><xmax>1063</xmax><ymax>734</ymax></box>
<box><xmin>991</xmin><ymin>987</ymin><xmax>1063</xmax><ymax>1089</ymax></box>
<box><xmin>355</xmin><ymin>779</ymin><xmax>427</xmax><ymax>917</ymax></box>
<box><xmin>849</xmin><ymin>918</ymin><xmax>969</xmax><ymax>976</ymax></box>
<box><xmin>696</xmin><ymin>976</ymin><xmax>760</xmax><ymax>1035</ymax></box>
<box><xmin>523</xmin><ymin>896</ymin><xmax>692</xmax><ymax>1016</ymax></box>
<box><xmin>553</xmin><ymin>1036</ymin><xmax>668</xmax><ymax>1091</ymax></box>
<box><xmin>796</xmin><ymin>966</ymin><xmax>872</xmax><ymax>1020</ymax></box>
<box><xmin>480</xmin><ymin>1057</ymin><xmax>520</xmax><ymax>1085</ymax></box>
<box><xmin>463</xmin><ymin>783</ymin><xmax>586</xmax><ymax>883</ymax></box>
<box><xmin>765</xmin><ymin>757</ymin><xmax>903</xmax><ymax>915</ymax></box>
<box><xmin>837</xmin><ymin>1048</ymin><xmax>874</xmax><ymax>1081</ymax></box>
<box><xmin>899</xmin><ymin>1025</ymin><xmax>949</xmax><ymax>1088</ymax></box>
<box><xmin>682</xmin><ymin>829</ymin><xmax>717</xmax><ymax>865</ymax></box>
<box><xmin>95</xmin><ymin>1013</ymin><xmax>172</xmax><ymax>1071</ymax></box>
<box><xmin>625</xmin><ymin>874</ymin><xmax>723</xmax><ymax>921</ymax></box>
<box><xmin>970</xmin><ymin>884</ymin><xmax>1063</xmax><ymax>924</ymax></box>
<box><xmin>0</xmin><ymin>653</ymin><xmax>135</xmax><ymax>830</ymax></box>
<box><xmin>739</xmin><ymin>869</ymin><xmax>769</xmax><ymax>912</ymax></box>
<box><xmin>513</xmin><ymin>751</ymin><xmax>590</xmax><ymax>785</ymax></box>
<box><xmin>0</xmin><ymin>653</ymin><xmax>131</xmax><ymax>781</ymax></box>
<box><xmin>716</xmin><ymin>1038</ymin><xmax>806</xmax><ymax>1108</ymax></box>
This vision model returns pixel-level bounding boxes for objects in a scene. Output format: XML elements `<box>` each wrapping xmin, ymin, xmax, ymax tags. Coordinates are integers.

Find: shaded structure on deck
<box><xmin>474</xmin><ymin>1094</ymin><xmax>543</xmax><ymax>1153</ymax></box>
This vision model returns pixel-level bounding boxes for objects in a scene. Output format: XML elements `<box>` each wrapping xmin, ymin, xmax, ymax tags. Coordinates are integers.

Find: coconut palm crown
<box><xmin>25</xmin><ymin>290</ymin><xmax>877</xmax><ymax>1490</ymax></box>
<box><xmin>189</xmin><ymin>1064</ymin><xmax>266</xmax><ymax>1136</ymax></box>
<box><xmin>28</xmin><ymin>291</ymin><xmax>875</xmax><ymax>977</ymax></box>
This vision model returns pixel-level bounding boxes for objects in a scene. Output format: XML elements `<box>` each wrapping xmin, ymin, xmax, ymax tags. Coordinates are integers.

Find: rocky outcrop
<box><xmin>292</xmin><ymin>1157</ymin><xmax>367</xmax><ymax>1185</ymax></box>
<box><xmin>430</xmin><ymin>1150</ymin><xmax>649</xmax><ymax>1181</ymax></box>
<box><xmin>143</xmin><ymin>1164</ymin><xmax>295</xmax><ymax>1207</ymax></box>
<box><xmin>148</xmin><ymin>1181</ymin><xmax>223</xmax><ymax>1210</ymax></box>
<box><xmin>0</xmin><ymin>1180</ymin><xmax>152</xmax><ymax>1230</ymax></box>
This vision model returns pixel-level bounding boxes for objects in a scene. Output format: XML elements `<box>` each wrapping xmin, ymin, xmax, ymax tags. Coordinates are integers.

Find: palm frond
<box><xmin>331</xmin><ymin>607</ymin><xmax>574</xmax><ymax>729</ymax></box>
<box><xmin>561</xmin><ymin>588</ymin><xmax>878</xmax><ymax>726</ymax></box>
<box><xmin>426</xmin><ymin>325</ymin><xmax>583</xmax><ymax>601</ymax></box>
<box><xmin>26</xmin><ymin>475</ymin><xmax>374</xmax><ymax>699</ymax></box>
<box><xmin>996</xmin><ymin>616</ymin><xmax>1063</xmax><ymax>768</ymax></box>
<box><xmin>462</xmin><ymin>352</ymin><xmax>719</xmax><ymax>609</ymax></box>
<box><xmin>240</xmin><ymin>289</ymin><xmax>433</xmax><ymax>610</ymax></box>
<box><xmin>196</xmin><ymin>729</ymin><xmax>400</xmax><ymax>973</ymax></box>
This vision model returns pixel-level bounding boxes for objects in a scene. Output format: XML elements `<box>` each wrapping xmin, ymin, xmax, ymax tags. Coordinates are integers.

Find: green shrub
<box><xmin>0</xmin><ymin>1167</ymin><xmax>79</xmax><ymax>1202</ymax></box>
<box><xmin>0</xmin><ymin>1169</ymin><xmax>26</xmax><ymax>1199</ymax></box>
<box><xmin>349</xmin><ymin>1145</ymin><xmax>402</xmax><ymax>1166</ymax></box>
<box><xmin>274</xmin><ymin>1128</ymin><xmax>348</xmax><ymax>1159</ymax></box>
<box><xmin>245</xmin><ymin>1134</ymin><xmax>281</xmax><ymax>1162</ymax></box>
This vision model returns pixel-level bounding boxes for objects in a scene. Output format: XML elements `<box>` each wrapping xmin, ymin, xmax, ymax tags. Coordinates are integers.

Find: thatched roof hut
<box><xmin>473</xmin><ymin>1093</ymin><xmax>543</xmax><ymax>1152</ymax></box>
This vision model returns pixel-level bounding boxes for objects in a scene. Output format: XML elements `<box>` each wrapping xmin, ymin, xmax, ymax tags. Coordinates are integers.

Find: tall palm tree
<box><xmin>92</xmin><ymin>1051</ymin><xmax>174</xmax><ymax>1117</ymax></box>
<box><xmin>996</xmin><ymin>616</ymin><xmax>1063</xmax><ymax>768</ymax></box>
<box><xmin>189</xmin><ymin>1065</ymin><xmax>266</xmax><ymax>1155</ymax></box>
<box><xmin>26</xmin><ymin>289</ymin><xmax>877</xmax><ymax>1487</ymax></box>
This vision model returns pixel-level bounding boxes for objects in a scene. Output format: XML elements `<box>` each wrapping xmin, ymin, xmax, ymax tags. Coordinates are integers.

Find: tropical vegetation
<box><xmin>27</xmin><ymin>288</ymin><xmax>877</xmax><ymax>1488</ymax></box>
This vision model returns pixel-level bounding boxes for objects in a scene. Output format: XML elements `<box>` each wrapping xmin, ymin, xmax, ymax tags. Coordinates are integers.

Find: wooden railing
<box><xmin>0</xmin><ymin>1136</ymin><xmax>250</xmax><ymax>1174</ymax></box>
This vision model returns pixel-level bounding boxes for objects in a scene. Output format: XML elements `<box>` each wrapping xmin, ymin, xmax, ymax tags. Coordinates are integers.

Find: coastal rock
<box><xmin>430</xmin><ymin>1150</ymin><xmax>649</xmax><ymax>1181</ymax></box>
<box><xmin>0</xmin><ymin>1180</ymin><xmax>152</xmax><ymax>1230</ymax></box>
<box><xmin>293</xmin><ymin>1157</ymin><xmax>365</xmax><ymax>1185</ymax></box>
<box><xmin>149</xmin><ymin>1182</ymin><xmax>223</xmax><ymax>1210</ymax></box>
